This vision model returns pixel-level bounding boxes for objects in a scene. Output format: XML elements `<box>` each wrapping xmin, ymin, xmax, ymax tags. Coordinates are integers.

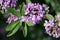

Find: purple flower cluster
<box><xmin>6</xmin><ymin>14</ymin><xmax>18</xmax><ymax>24</ymax></box>
<box><xmin>21</xmin><ymin>3</ymin><xmax>49</xmax><ymax>24</ymax></box>
<box><xmin>6</xmin><ymin>3</ymin><xmax>49</xmax><ymax>24</ymax></box>
<box><xmin>2</xmin><ymin>0</ymin><xmax>17</xmax><ymax>9</ymax></box>
<box><xmin>44</xmin><ymin>14</ymin><xmax>60</xmax><ymax>38</ymax></box>
<box><xmin>11</xmin><ymin>0</ymin><xmax>17</xmax><ymax>7</ymax></box>
<box><xmin>0</xmin><ymin>0</ymin><xmax>3</xmax><ymax>5</ymax></box>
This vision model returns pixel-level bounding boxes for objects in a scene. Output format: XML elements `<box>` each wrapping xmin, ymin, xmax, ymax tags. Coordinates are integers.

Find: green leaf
<box><xmin>26</xmin><ymin>0</ymin><xmax>31</xmax><ymax>3</ymax></box>
<box><xmin>7</xmin><ymin>8</ymin><xmax>20</xmax><ymax>17</ymax></box>
<box><xmin>6</xmin><ymin>20</ymin><xmax>19</xmax><ymax>31</ymax></box>
<box><xmin>0</xmin><ymin>10</ymin><xmax>4</xmax><ymax>14</ymax></box>
<box><xmin>45</xmin><ymin>0</ymin><xmax>50</xmax><ymax>4</ymax></box>
<box><xmin>23</xmin><ymin>23</ymin><xmax>27</xmax><ymax>37</ymax></box>
<box><xmin>26</xmin><ymin>21</ymin><xmax>34</xmax><ymax>26</ymax></box>
<box><xmin>51</xmin><ymin>0</ymin><xmax>60</xmax><ymax>11</ymax></box>
<box><xmin>20</xmin><ymin>3</ymin><xmax>25</xmax><ymax>16</ymax></box>
<box><xmin>51</xmin><ymin>1</ymin><xmax>56</xmax><ymax>10</ymax></box>
<box><xmin>45</xmin><ymin>14</ymin><xmax>54</xmax><ymax>20</ymax></box>
<box><xmin>7</xmin><ymin>21</ymin><xmax>22</xmax><ymax>37</ymax></box>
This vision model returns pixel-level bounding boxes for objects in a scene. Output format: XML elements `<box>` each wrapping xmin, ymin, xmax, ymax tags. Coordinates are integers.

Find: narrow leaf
<box><xmin>45</xmin><ymin>14</ymin><xmax>54</xmax><ymax>20</ymax></box>
<box><xmin>51</xmin><ymin>0</ymin><xmax>56</xmax><ymax>10</ymax></box>
<box><xmin>6</xmin><ymin>20</ymin><xmax>19</xmax><ymax>31</ymax></box>
<box><xmin>23</xmin><ymin>23</ymin><xmax>27</xmax><ymax>37</ymax></box>
<box><xmin>26</xmin><ymin>21</ymin><xmax>34</xmax><ymax>26</ymax></box>
<box><xmin>20</xmin><ymin>3</ymin><xmax>25</xmax><ymax>16</ymax></box>
<box><xmin>7</xmin><ymin>21</ymin><xmax>22</xmax><ymax>37</ymax></box>
<box><xmin>45</xmin><ymin>0</ymin><xmax>50</xmax><ymax>4</ymax></box>
<box><xmin>26</xmin><ymin>0</ymin><xmax>31</xmax><ymax>3</ymax></box>
<box><xmin>7</xmin><ymin>8</ymin><xmax>20</xmax><ymax>17</ymax></box>
<box><xmin>0</xmin><ymin>10</ymin><xmax>4</xmax><ymax>14</ymax></box>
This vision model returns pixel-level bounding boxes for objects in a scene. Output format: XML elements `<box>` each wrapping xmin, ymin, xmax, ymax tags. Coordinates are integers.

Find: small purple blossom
<box><xmin>42</xmin><ymin>4</ymin><xmax>49</xmax><ymax>13</ymax></box>
<box><xmin>6</xmin><ymin>14</ymin><xmax>18</xmax><ymax>24</ymax></box>
<box><xmin>10</xmin><ymin>0</ymin><xmax>17</xmax><ymax>7</ymax></box>
<box><xmin>0</xmin><ymin>0</ymin><xmax>3</xmax><ymax>5</ymax></box>
<box><xmin>21</xmin><ymin>3</ymin><xmax>49</xmax><ymax>24</ymax></box>
<box><xmin>2</xmin><ymin>0</ymin><xmax>17</xmax><ymax>9</ymax></box>
<box><xmin>2</xmin><ymin>0</ymin><xmax>10</xmax><ymax>9</ymax></box>
<box><xmin>44</xmin><ymin>17</ymin><xmax>60</xmax><ymax>38</ymax></box>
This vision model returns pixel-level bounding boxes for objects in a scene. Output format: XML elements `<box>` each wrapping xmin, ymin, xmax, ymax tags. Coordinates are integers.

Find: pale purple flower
<box><xmin>6</xmin><ymin>14</ymin><xmax>18</xmax><ymax>24</ymax></box>
<box><xmin>0</xmin><ymin>0</ymin><xmax>3</xmax><ymax>5</ymax></box>
<box><xmin>44</xmin><ymin>18</ymin><xmax>60</xmax><ymax>38</ymax></box>
<box><xmin>44</xmin><ymin>20</ymin><xmax>50</xmax><ymax>27</ymax></box>
<box><xmin>2</xmin><ymin>0</ymin><xmax>10</xmax><ymax>9</ymax></box>
<box><xmin>42</xmin><ymin>4</ymin><xmax>49</xmax><ymax>13</ymax></box>
<box><xmin>11</xmin><ymin>0</ymin><xmax>17</xmax><ymax>7</ymax></box>
<box><xmin>2</xmin><ymin>0</ymin><xmax>17</xmax><ymax>9</ymax></box>
<box><xmin>21</xmin><ymin>3</ymin><xmax>49</xmax><ymax>24</ymax></box>
<box><xmin>21</xmin><ymin>16</ymin><xmax>28</xmax><ymax>22</ymax></box>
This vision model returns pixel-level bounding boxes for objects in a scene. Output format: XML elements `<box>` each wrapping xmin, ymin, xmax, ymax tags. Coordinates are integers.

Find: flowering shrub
<box><xmin>5</xmin><ymin>3</ymin><xmax>49</xmax><ymax>37</ymax></box>
<box><xmin>0</xmin><ymin>0</ymin><xmax>60</xmax><ymax>40</ymax></box>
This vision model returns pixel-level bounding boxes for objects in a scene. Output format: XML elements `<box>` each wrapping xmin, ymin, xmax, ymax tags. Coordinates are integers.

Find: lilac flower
<box><xmin>2</xmin><ymin>0</ymin><xmax>17</xmax><ymax>9</ymax></box>
<box><xmin>2</xmin><ymin>0</ymin><xmax>10</xmax><ymax>9</ymax></box>
<box><xmin>6</xmin><ymin>3</ymin><xmax>49</xmax><ymax>24</ymax></box>
<box><xmin>21</xmin><ymin>16</ymin><xmax>28</xmax><ymax>22</ymax></box>
<box><xmin>42</xmin><ymin>4</ymin><xmax>49</xmax><ymax>13</ymax></box>
<box><xmin>6</xmin><ymin>14</ymin><xmax>18</xmax><ymax>24</ymax></box>
<box><xmin>44</xmin><ymin>18</ymin><xmax>60</xmax><ymax>38</ymax></box>
<box><xmin>10</xmin><ymin>0</ymin><xmax>17</xmax><ymax>7</ymax></box>
<box><xmin>21</xmin><ymin>3</ymin><xmax>49</xmax><ymax>24</ymax></box>
<box><xmin>0</xmin><ymin>0</ymin><xmax>3</xmax><ymax>5</ymax></box>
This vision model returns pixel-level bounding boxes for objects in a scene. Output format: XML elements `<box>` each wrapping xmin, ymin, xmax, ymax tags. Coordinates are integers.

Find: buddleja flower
<box><xmin>2</xmin><ymin>0</ymin><xmax>17</xmax><ymax>9</ymax></box>
<box><xmin>0</xmin><ymin>0</ymin><xmax>3</xmax><ymax>5</ymax></box>
<box><xmin>10</xmin><ymin>0</ymin><xmax>17</xmax><ymax>7</ymax></box>
<box><xmin>7</xmin><ymin>3</ymin><xmax>49</xmax><ymax>24</ymax></box>
<box><xmin>21</xmin><ymin>3</ymin><xmax>49</xmax><ymax>24</ymax></box>
<box><xmin>6</xmin><ymin>14</ymin><xmax>18</xmax><ymax>24</ymax></box>
<box><xmin>44</xmin><ymin>14</ymin><xmax>60</xmax><ymax>38</ymax></box>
